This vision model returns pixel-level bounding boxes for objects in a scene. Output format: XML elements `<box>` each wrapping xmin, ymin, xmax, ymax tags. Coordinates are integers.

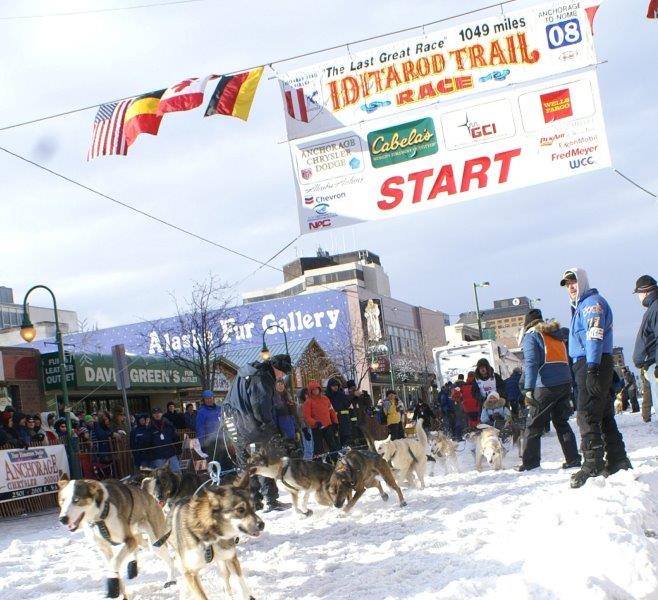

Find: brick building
<box><xmin>0</xmin><ymin>347</ymin><xmax>43</xmax><ymax>414</ymax></box>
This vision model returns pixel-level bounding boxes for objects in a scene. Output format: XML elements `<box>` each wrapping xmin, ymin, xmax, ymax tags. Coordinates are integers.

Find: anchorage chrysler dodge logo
<box><xmin>367</xmin><ymin>117</ymin><xmax>438</xmax><ymax>168</ymax></box>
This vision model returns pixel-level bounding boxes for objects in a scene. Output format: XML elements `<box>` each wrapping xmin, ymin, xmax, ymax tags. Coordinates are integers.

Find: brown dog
<box><xmin>327</xmin><ymin>449</ymin><xmax>407</xmax><ymax>513</ymax></box>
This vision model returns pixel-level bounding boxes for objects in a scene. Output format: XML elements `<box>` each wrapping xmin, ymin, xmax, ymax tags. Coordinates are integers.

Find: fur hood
<box><xmin>529</xmin><ymin>319</ymin><xmax>561</xmax><ymax>334</ymax></box>
<box><xmin>483</xmin><ymin>393</ymin><xmax>505</xmax><ymax>409</ymax></box>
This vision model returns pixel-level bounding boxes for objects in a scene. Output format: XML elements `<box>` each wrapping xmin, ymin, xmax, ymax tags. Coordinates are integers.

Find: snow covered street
<box><xmin>2</xmin><ymin>412</ymin><xmax>658</xmax><ymax>600</ymax></box>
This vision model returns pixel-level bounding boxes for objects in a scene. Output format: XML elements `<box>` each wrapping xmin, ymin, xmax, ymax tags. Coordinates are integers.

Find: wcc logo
<box><xmin>540</xmin><ymin>88</ymin><xmax>573</xmax><ymax>123</ymax></box>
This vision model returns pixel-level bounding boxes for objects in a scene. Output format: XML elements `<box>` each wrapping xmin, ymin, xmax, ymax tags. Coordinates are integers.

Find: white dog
<box><xmin>474</xmin><ymin>425</ymin><xmax>504</xmax><ymax>471</ymax></box>
<box><xmin>427</xmin><ymin>431</ymin><xmax>460</xmax><ymax>475</ymax></box>
<box><xmin>374</xmin><ymin>418</ymin><xmax>428</xmax><ymax>488</ymax></box>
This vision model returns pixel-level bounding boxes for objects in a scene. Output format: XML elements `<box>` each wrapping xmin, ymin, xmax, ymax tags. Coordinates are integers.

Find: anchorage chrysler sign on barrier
<box><xmin>277</xmin><ymin>1</ymin><xmax>609</xmax><ymax>233</ymax></box>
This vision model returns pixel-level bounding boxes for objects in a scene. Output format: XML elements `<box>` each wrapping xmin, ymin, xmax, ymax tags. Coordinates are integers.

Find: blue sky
<box><xmin>1</xmin><ymin>0</ymin><xmax>656</xmax><ymax>362</ymax></box>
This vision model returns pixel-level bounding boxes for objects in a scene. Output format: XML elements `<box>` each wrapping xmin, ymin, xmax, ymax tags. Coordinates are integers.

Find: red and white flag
<box><xmin>283</xmin><ymin>84</ymin><xmax>312</xmax><ymax>122</ymax></box>
<box><xmin>648</xmin><ymin>0</ymin><xmax>658</xmax><ymax>18</ymax></box>
<box><xmin>158</xmin><ymin>75</ymin><xmax>213</xmax><ymax>115</ymax></box>
<box><xmin>87</xmin><ymin>99</ymin><xmax>132</xmax><ymax>161</ymax></box>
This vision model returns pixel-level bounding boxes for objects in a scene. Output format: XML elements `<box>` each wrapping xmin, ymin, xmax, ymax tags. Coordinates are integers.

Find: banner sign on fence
<box><xmin>0</xmin><ymin>445</ymin><xmax>69</xmax><ymax>503</ymax></box>
<box><xmin>291</xmin><ymin>68</ymin><xmax>610</xmax><ymax>232</ymax></box>
<box><xmin>279</xmin><ymin>0</ymin><xmax>600</xmax><ymax>140</ymax></box>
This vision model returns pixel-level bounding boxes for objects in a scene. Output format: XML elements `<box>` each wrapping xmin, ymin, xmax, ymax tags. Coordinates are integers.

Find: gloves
<box><xmin>586</xmin><ymin>365</ymin><xmax>601</xmax><ymax>398</ymax></box>
<box><xmin>524</xmin><ymin>390</ymin><xmax>537</xmax><ymax>407</ymax></box>
<box><xmin>654</xmin><ymin>365</ymin><xmax>658</xmax><ymax>380</ymax></box>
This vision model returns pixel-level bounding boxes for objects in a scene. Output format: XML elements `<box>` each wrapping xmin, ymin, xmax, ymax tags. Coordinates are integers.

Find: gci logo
<box><xmin>569</xmin><ymin>156</ymin><xmax>594</xmax><ymax>169</ymax></box>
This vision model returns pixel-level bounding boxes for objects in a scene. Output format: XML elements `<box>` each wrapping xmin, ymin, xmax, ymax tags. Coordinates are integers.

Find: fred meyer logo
<box><xmin>367</xmin><ymin>118</ymin><xmax>438</xmax><ymax>169</ymax></box>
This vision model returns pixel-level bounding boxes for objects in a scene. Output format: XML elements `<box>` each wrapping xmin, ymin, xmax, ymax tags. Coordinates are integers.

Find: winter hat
<box><xmin>84</xmin><ymin>414</ymin><xmax>94</xmax><ymax>423</ymax></box>
<box><xmin>559</xmin><ymin>269</ymin><xmax>577</xmax><ymax>286</ymax></box>
<box><xmin>524</xmin><ymin>308</ymin><xmax>543</xmax><ymax>330</ymax></box>
<box><xmin>270</xmin><ymin>354</ymin><xmax>292</xmax><ymax>374</ymax></box>
<box><xmin>633</xmin><ymin>275</ymin><xmax>657</xmax><ymax>294</ymax></box>
<box><xmin>307</xmin><ymin>380</ymin><xmax>321</xmax><ymax>392</ymax></box>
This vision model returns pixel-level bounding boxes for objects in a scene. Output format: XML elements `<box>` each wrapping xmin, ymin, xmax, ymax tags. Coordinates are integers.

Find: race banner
<box><xmin>293</xmin><ymin>68</ymin><xmax>610</xmax><ymax>233</ymax></box>
<box><xmin>278</xmin><ymin>0</ymin><xmax>601</xmax><ymax>140</ymax></box>
<box><xmin>0</xmin><ymin>445</ymin><xmax>69</xmax><ymax>503</ymax></box>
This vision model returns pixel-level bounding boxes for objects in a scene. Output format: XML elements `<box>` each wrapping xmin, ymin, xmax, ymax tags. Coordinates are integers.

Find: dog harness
<box><xmin>204</xmin><ymin>545</ymin><xmax>214</xmax><ymax>563</ymax></box>
<box><xmin>92</xmin><ymin>488</ymin><xmax>135</xmax><ymax>547</ymax></box>
<box><xmin>278</xmin><ymin>462</ymin><xmax>297</xmax><ymax>492</ymax></box>
<box><xmin>92</xmin><ymin>500</ymin><xmax>121</xmax><ymax>546</ymax></box>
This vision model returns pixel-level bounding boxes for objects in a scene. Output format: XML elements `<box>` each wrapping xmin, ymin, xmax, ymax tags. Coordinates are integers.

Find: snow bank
<box><xmin>1</xmin><ymin>413</ymin><xmax>658</xmax><ymax>599</ymax></box>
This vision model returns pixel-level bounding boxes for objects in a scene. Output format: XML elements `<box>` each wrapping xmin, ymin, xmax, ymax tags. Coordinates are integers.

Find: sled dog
<box><xmin>247</xmin><ymin>449</ymin><xmax>335</xmax><ymax>516</ymax></box>
<box><xmin>168</xmin><ymin>471</ymin><xmax>263</xmax><ymax>600</ymax></box>
<box><xmin>373</xmin><ymin>418</ymin><xmax>428</xmax><ymax>488</ymax></box>
<box><xmin>474</xmin><ymin>425</ymin><xmax>505</xmax><ymax>471</ymax></box>
<box><xmin>141</xmin><ymin>463</ymin><xmax>206</xmax><ymax>509</ymax></box>
<box><xmin>427</xmin><ymin>431</ymin><xmax>460</xmax><ymax>475</ymax></box>
<box><xmin>327</xmin><ymin>448</ymin><xmax>406</xmax><ymax>513</ymax></box>
<box><xmin>57</xmin><ymin>475</ymin><xmax>175</xmax><ymax>599</ymax></box>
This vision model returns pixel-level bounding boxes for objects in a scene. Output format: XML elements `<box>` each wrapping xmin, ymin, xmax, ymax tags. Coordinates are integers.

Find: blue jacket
<box><xmin>504</xmin><ymin>371</ymin><xmax>522</xmax><ymax>403</ymax></box>
<box><xmin>633</xmin><ymin>289</ymin><xmax>658</xmax><ymax>369</ymax></box>
<box><xmin>566</xmin><ymin>268</ymin><xmax>613</xmax><ymax>366</ymax></box>
<box><xmin>148</xmin><ymin>418</ymin><xmax>178</xmax><ymax>460</ymax></box>
<box><xmin>523</xmin><ymin>320</ymin><xmax>572</xmax><ymax>389</ymax></box>
<box><xmin>479</xmin><ymin>394</ymin><xmax>510</xmax><ymax>425</ymax></box>
<box><xmin>130</xmin><ymin>422</ymin><xmax>151</xmax><ymax>466</ymax></box>
<box><xmin>196</xmin><ymin>403</ymin><xmax>222</xmax><ymax>447</ymax></box>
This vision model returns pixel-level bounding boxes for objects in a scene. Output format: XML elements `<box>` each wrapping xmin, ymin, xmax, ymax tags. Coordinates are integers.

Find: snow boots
<box><xmin>570</xmin><ymin>441</ymin><xmax>604</xmax><ymax>489</ymax></box>
<box><xmin>603</xmin><ymin>457</ymin><xmax>633</xmax><ymax>477</ymax></box>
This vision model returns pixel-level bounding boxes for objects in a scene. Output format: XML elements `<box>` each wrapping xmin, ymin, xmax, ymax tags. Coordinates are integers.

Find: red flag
<box><xmin>158</xmin><ymin>76</ymin><xmax>212</xmax><ymax>115</ymax></box>
<box><xmin>648</xmin><ymin>0</ymin><xmax>658</xmax><ymax>18</ymax></box>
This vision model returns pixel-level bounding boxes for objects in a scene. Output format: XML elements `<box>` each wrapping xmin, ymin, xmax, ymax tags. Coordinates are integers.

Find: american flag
<box><xmin>87</xmin><ymin>99</ymin><xmax>132</xmax><ymax>160</ymax></box>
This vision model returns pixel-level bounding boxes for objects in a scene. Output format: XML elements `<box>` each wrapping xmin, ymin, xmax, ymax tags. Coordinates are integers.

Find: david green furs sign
<box><xmin>41</xmin><ymin>353</ymin><xmax>201</xmax><ymax>390</ymax></box>
<box><xmin>0</xmin><ymin>445</ymin><xmax>69</xmax><ymax>503</ymax></box>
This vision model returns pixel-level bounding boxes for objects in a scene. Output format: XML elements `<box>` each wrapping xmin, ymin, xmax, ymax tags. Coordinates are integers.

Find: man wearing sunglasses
<box><xmin>560</xmin><ymin>268</ymin><xmax>631</xmax><ymax>488</ymax></box>
<box><xmin>223</xmin><ymin>353</ymin><xmax>293</xmax><ymax>512</ymax></box>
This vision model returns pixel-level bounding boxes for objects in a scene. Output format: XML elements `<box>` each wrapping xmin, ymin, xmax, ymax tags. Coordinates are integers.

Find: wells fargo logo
<box><xmin>540</xmin><ymin>88</ymin><xmax>573</xmax><ymax>123</ymax></box>
<box><xmin>367</xmin><ymin>118</ymin><xmax>438</xmax><ymax>168</ymax></box>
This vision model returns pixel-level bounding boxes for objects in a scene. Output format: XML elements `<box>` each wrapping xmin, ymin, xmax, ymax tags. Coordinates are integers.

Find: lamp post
<box><xmin>20</xmin><ymin>285</ymin><xmax>81</xmax><ymax>478</ymax></box>
<box><xmin>473</xmin><ymin>281</ymin><xmax>490</xmax><ymax>339</ymax></box>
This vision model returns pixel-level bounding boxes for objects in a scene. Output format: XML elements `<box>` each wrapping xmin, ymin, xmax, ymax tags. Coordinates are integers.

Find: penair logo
<box><xmin>540</xmin><ymin>88</ymin><xmax>573</xmax><ymax>123</ymax></box>
<box><xmin>540</xmin><ymin>133</ymin><xmax>565</xmax><ymax>147</ymax></box>
<box><xmin>367</xmin><ymin>117</ymin><xmax>438</xmax><ymax>169</ymax></box>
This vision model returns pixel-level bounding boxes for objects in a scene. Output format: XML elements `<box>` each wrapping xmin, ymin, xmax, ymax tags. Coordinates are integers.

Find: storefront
<box><xmin>40</xmin><ymin>352</ymin><xmax>201</xmax><ymax>416</ymax></box>
<box><xmin>0</xmin><ymin>347</ymin><xmax>42</xmax><ymax>414</ymax></box>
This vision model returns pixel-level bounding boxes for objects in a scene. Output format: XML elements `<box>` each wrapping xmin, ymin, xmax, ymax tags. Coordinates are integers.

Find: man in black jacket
<box><xmin>326</xmin><ymin>377</ymin><xmax>352</xmax><ymax>447</ymax></box>
<box><xmin>632</xmin><ymin>275</ymin><xmax>658</xmax><ymax>418</ymax></box>
<box><xmin>222</xmin><ymin>354</ymin><xmax>292</xmax><ymax>512</ymax></box>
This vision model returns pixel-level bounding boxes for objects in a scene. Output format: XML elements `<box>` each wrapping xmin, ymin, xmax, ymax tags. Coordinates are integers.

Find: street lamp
<box><xmin>20</xmin><ymin>285</ymin><xmax>81</xmax><ymax>478</ymax></box>
<box><xmin>473</xmin><ymin>281</ymin><xmax>490</xmax><ymax>339</ymax></box>
<box><xmin>260</xmin><ymin>324</ymin><xmax>290</xmax><ymax>360</ymax></box>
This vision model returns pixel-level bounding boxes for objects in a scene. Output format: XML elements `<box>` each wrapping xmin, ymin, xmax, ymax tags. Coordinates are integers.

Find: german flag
<box><xmin>124</xmin><ymin>89</ymin><xmax>166</xmax><ymax>147</ymax></box>
<box><xmin>204</xmin><ymin>67</ymin><xmax>263</xmax><ymax>121</ymax></box>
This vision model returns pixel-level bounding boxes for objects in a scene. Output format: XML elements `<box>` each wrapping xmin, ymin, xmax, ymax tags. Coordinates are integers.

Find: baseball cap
<box><xmin>151</xmin><ymin>406</ymin><xmax>162</xmax><ymax>414</ymax></box>
<box><xmin>633</xmin><ymin>275</ymin><xmax>657</xmax><ymax>294</ymax></box>
<box><xmin>201</xmin><ymin>390</ymin><xmax>214</xmax><ymax>399</ymax></box>
<box><xmin>559</xmin><ymin>270</ymin><xmax>577</xmax><ymax>286</ymax></box>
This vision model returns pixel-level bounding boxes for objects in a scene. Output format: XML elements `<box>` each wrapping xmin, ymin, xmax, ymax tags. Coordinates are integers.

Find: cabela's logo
<box><xmin>367</xmin><ymin>117</ymin><xmax>438</xmax><ymax>169</ymax></box>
